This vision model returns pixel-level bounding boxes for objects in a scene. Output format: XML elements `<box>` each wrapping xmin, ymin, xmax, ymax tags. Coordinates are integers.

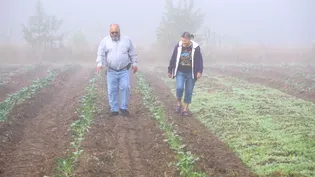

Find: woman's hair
<box><xmin>181</xmin><ymin>32</ymin><xmax>191</xmax><ymax>39</ymax></box>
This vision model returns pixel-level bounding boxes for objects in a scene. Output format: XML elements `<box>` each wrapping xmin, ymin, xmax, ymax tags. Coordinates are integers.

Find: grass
<box><xmin>163</xmin><ymin>74</ymin><xmax>315</xmax><ymax>177</ymax></box>
<box><xmin>136</xmin><ymin>72</ymin><xmax>206</xmax><ymax>177</ymax></box>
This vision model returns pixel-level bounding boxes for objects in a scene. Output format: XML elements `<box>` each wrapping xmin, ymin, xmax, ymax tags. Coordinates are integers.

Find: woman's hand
<box><xmin>197</xmin><ymin>72</ymin><xmax>202</xmax><ymax>79</ymax></box>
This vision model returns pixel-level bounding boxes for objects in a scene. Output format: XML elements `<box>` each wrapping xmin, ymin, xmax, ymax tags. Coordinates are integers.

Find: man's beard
<box><xmin>111</xmin><ymin>34</ymin><xmax>120</xmax><ymax>41</ymax></box>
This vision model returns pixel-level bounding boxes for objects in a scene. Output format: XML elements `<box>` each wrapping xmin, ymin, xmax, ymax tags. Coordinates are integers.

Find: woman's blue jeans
<box><xmin>176</xmin><ymin>71</ymin><xmax>196</xmax><ymax>104</ymax></box>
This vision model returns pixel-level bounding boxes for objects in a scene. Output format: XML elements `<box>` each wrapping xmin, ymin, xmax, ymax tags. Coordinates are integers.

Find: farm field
<box><xmin>207</xmin><ymin>64</ymin><xmax>315</xmax><ymax>102</ymax></box>
<box><xmin>149</xmin><ymin>64</ymin><xmax>315</xmax><ymax>176</ymax></box>
<box><xmin>0</xmin><ymin>64</ymin><xmax>53</xmax><ymax>102</ymax></box>
<box><xmin>0</xmin><ymin>63</ymin><xmax>314</xmax><ymax>177</ymax></box>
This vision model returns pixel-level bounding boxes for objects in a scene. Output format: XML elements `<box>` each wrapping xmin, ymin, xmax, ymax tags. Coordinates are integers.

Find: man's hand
<box><xmin>132</xmin><ymin>66</ymin><xmax>137</xmax><ymax>73</ymax></box>
<box><xmin>197</xmin><ymin>72</ymin><xmax>202</xmax><ymax>79</ymax></box>
<box><xmin>96</xmin><ymin>66</ymin><xmax>102</xmax><ymax>73</ymax></box>
<box><xmin>168</xmin><ymin>73</ymin><xmax>172</xmax><ymax>78</ymax></box>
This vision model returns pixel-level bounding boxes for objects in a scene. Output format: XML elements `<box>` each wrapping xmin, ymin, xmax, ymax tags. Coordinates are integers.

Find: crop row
<box><xmin>136</xmin><ymin>72</ymin><xmax>206</xmax><ymax>177</ymax></box>
<box><xmin>210</xmin><ymin>63</ymin><xmax>313</xmax><ymax>69</ymax></box>
<box><xmin>0</xmin><ymin>65</ymin><xmax>73</xmax><ymax>122</ymax></box>
<box><xmin>0</xmin><ymin>65</ymin><xmax>38</xmax><ymax>85</ymax></box>
<box><xmin>210</xmin><ymin>64</ymin><xmax>315</xmax><ymax>96</ymax></box>
<box><xmin>163</xmin><ymin>74</ymin><xmax>315</xmax><ymax>177</ymax></box>
<box><xmin>50</xmin><ymin>74</ymin><xmax>99</xmax><ymax>177</ymax></box>
<box><xmin>284</xmin><ymin>76</ymin><xmax>315</xmax><ymax>92</ymax></box>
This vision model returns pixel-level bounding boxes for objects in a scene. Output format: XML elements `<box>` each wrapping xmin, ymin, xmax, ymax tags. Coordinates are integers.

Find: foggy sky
<box><xmin>1</xmin><ymin>0</ymin><xmax>314</xmax><ymax>47</ymax></box>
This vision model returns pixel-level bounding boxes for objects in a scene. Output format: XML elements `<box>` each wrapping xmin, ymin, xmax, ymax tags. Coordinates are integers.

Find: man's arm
<box><xmin>96</xmin><ymin>38</ymin><xmax>107</xmax><ymax>67</ymax></box>
<box><xmin>128</xmin><ymin>39</ymin><xmax>138</xmax><ymax>67</ymax></box>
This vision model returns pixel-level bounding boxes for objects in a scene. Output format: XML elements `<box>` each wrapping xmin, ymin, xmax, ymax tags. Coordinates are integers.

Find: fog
<box><xmin>1</xmin><ymin>0</ymin><xmax>314</xmax><ymax>47</ymax></box>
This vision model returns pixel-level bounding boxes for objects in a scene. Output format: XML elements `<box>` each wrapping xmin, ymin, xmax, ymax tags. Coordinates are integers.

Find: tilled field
<box><xmin>2</xmin><ymin>63</ymin><xmax>313</xmax><ymax>177</ymax></box>
<box><xmin>147</xmin><ymin>65</ymin><xmax>315</xmax><ymax>177</ymax></box>
<box><xmin>208</xmin><ymin>65</ymin><xmax>315</xmax><ymax>102</ymax></box>
<box><xmin>0</xmin><ymin>65</ymin><xmax>52</xmax><ymax>102</ymax></box>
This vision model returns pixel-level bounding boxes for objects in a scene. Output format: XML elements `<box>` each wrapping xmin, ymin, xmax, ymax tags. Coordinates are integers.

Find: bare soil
<box><xmin>142</xmin><ymin>71</ymin><xmax>257</xmax><ymax>177</ymax></box>
<box><xmin>0</xmin><ymin>65</ymin><xmax>51</xmax><ymax>102</ymax></box>
<box><xmin>74</xmin><ymin>73</ymin><xmax>177</xmax><ymax>177</ymax></box>
<box><xmin>0</xmin><ymin>65</ymin><xmax>94</xmax><ymax>177</ymax></box>
<box><xmin>0</xmin><ymin>65</ymin><xmax>261</xmax><ymax>177</ymax></box>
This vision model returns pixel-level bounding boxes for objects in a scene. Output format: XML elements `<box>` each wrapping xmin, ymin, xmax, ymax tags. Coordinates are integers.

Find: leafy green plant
<box><xmin>52</xmin><ymin>74</ymin><xmax>98</xmax><ymax>177</ymax></box>
<box><xmin>54</xmin><ymin>157</ymin><xmax>74</xmax><ymax>177</ymax></box>
<box><xmin>0</xmin><ymin>65</ymin><xmax>72</xmax><ymax>122</ymax></box>
<box><xmin>136</xmin><ymin>72</ymin><xmax>206</xmax><ymax>177</ymax></box>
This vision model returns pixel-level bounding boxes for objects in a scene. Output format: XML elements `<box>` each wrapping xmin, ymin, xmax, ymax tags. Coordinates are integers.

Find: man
<box><xmin>96</xmin><ymin>24</ymin><xmax>138</xmax><ymax>117</ymax></box>
<box><xmin>167</xmin><ymin>32</ymin><xmax>203</xmax><ymax>116</ymax></box>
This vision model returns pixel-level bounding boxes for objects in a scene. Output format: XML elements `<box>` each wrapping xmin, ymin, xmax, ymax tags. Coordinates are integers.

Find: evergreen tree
<box><xmin>22</xmin><ymin>0</ymin><xmax>63</xmax><ymax>49</ymax></box>
<box><xmin>156</xmin><ymin>0</ymin><xmax>204</xmax><ymax>51</ymax></box>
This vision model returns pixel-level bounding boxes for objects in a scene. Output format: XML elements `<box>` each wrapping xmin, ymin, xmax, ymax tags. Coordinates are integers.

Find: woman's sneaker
<box><xmin>181</xmin><ymin>111</ymin><xmax>189</xmax><ymax>116</ymax></box>
<box><xmin>175</xmin><ymin>105</ymin><xmax>181</xmax><ymax>113</ymax></box>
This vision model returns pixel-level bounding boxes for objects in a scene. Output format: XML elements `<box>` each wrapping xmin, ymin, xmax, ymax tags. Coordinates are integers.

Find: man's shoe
<box><xmin>120</xmin><ymin>109</ymin><xmax>130</xmax><ymax>117</ymax></box>
<box><xmin>110</xmin><ymin>111</ymin><xmax>119</xmax><ymax>117</ymax></box>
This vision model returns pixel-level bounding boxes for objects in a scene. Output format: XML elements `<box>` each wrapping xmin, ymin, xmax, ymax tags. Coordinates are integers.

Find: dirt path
<box><xmin>0</xmin><ymin>65</ymin><xmax>94</xmax><ymax>177</ymax></box>
<box><xmin>143</xmin><ymin>71</ymin><xmax>257</xmax><ymax>177</ymax></box>
<box><xmin>0</xmin><ymin>65</ymin><xmax>51</xmax><ymax>102</ymax></box>
<box><xmin>74</xmin><ymin>73</ymin><xmax>177</xmax><ymax>177</ymax></box>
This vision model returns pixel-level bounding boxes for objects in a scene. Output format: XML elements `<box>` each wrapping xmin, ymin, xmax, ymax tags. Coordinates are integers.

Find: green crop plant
<box><xmin>0</xmin><ymin>65</ymin><xmax>74</xmax><ymax>122</ymax></box>
<box><xmin>52</xmin><ymin>74</ymin><xmax>98</xmax><ymax>177</ymax></box>
<box><xmin>136</xmin><ymin>72</ymin><xmax>206</xmax><ymax>177</ymax></box>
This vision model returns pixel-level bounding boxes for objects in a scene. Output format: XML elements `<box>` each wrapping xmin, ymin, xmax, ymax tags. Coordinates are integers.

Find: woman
<box><xmin>167</xmin><ymin>32</ymin><xmax>203</xmax><ymax>116</ymax></box>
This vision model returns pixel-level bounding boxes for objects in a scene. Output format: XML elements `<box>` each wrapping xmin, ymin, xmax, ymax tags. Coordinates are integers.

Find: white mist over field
<box><xmin>1</xmin><ymin>0</ymin><xmax>314</xmax><ymax>47</ymax></box>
